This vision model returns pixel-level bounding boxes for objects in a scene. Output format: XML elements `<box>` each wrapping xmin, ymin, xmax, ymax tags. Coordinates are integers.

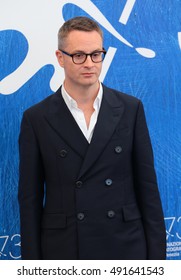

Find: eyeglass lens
<box><xmin>73</xmin><ymin>52</ymin><xmax>105</xmax><ymax>64</ymax></box>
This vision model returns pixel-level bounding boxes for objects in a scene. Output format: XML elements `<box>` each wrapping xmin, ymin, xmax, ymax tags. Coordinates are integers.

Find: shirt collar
<box><xmin>61</xmin><ymin>83</ymin><xmax>103</xmax><ymax>111</ymax></box>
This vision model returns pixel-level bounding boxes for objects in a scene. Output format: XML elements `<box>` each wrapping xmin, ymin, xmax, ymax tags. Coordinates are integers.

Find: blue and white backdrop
<box><xmin>0</xmin><ymin>0</ymin><xmax>181</xmax><ymax>260</ymax></box>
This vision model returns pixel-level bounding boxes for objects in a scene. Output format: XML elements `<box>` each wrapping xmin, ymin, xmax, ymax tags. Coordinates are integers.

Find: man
<box><xmin>18</xmin><ymin>16</ymin><xmax>166</xmax><ymax>260</ymax></box>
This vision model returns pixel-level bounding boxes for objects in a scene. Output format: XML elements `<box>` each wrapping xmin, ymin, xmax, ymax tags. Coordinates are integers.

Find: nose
<box><xmin>84</xmin><ymin>54</ymin><xmax>94</xmax><ymax>67</ymax></box>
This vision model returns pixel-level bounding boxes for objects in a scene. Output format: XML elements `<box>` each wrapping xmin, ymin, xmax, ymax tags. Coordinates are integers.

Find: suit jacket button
<box><xmin>77</xmin><ymin>212</ymin><xmax>85</xmax><ymax>221</ymax></box>
<box><xmin>76</xmin><ymin>181</ymin><xmax>83</xmax><ymax>188</ymax></box>
<box><xmin>107</xmin><ymin>210</ymin><xmax>115</xmax><ymax>218</ymax></box>
<box><xmin>105</xmin><ymin>179</ymin><xmax>113</xmax><ymax>186</ymax></box>
<box><xmin>59</xmin><ymin>149</ymin><xmax>68</xmax><ymax>157</ymax></box>
<box><xmin>114</xmin><ymin>146</ymin><xmax>122</xmax><ymax>153</ymax></box>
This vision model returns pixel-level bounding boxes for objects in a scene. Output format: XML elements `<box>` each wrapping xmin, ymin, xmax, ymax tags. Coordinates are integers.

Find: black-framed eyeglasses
<box><xmin>60</xmin><ymin>49</ymin><xmax>107</xmax><ymax>64</ymax></box>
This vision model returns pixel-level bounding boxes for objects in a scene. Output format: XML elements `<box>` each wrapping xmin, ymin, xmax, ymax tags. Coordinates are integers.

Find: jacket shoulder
<box><xmin>23</xmin><ymin>87</ymin><xmax>62</xmax><ymax>117</ymax></box>
<box><xmin>102</xmin><ymin>84</ymin><xmax>141</xmax><ymax>107</ymax></box>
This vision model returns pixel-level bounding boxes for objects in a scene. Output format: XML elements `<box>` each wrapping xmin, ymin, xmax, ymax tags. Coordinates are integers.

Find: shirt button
<box><xmin>76</xmin><ymin>181</ymin><xmax>83</xmax><ymax>188</ymax></box>
<box><xmin>107</xmin><ymin>210</ymin><xmax>115</xmax><ymax>218</ymax></box>
<box><xmin>77</xmin><ymin>212</ymin><xmax>85</xmax><ymax>221</ymax></box>
<box><xmin>114</xmin><ymin>146</ymin><xmax>122</xmax><ymax>154</ymax></box>
<box><xmin>59</xmin><ymin>149</ymin><xmax>68</xmax><ymax>157</ymax></box>
<box><xmin>105</xmin><ymin>179</ymin><xmax>113</xmax><ymax>186</ymax></box>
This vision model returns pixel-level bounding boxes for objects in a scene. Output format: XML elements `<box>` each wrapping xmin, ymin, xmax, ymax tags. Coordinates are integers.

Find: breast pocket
<box><xmin>112</xmin><ymin>125</ymin><xmax>130</xmax><ymax>140</ymax></box>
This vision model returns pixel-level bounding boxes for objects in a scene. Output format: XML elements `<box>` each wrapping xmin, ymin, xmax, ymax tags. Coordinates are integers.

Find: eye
<box><xmin>92</xmin><ymin>52</ymin><xmax>101</xmax><ymax>58</ymax></box>
<box><xmin>74</xmin><ymin>53</ymin><xmax>85</xmax><ymax>59</ymax></box>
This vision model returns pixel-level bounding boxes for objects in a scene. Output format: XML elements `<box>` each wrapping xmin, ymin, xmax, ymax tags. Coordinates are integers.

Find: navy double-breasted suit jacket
<box><xmin>18</xmin><ymin>84</ymin><xmax>166</xmax><ymax>259</ymax></box>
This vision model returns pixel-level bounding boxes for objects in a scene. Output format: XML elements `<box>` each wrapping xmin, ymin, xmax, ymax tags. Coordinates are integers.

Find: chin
<box><xmin>81</xmin><ymin>78</ymin><xmax>99</xmax><ymax>87</ymax></box>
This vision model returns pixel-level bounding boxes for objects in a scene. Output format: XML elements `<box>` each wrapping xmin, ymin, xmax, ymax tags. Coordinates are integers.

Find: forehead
<box><xmin>65</xmin><ymin>30</ymin><xmax>103</xmax><ymax>51</ymax></box>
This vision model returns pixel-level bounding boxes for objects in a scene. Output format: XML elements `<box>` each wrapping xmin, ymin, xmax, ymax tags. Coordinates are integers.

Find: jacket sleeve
<box><xmin>18</xmin><ymin>111</ymin><xmax>44</xmax><ymax>259</ymax></box>
<box><xmin>133</xmin><ymin>101</ymin><xmax>166</xmax><ymax>259</ymax></box>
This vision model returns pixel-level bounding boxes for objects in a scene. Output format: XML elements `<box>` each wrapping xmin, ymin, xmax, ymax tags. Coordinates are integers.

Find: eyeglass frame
<box><xmin>59</xmin><ymin>48</ymin><xmax>107</xmax><ymax>64</ymax></box>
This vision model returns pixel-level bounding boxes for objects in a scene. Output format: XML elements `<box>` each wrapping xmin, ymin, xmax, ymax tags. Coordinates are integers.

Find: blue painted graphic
<box><xmin>0</xmin><ymin>0</ymin><xmax>181</xmax><ymax>259</ymax></box>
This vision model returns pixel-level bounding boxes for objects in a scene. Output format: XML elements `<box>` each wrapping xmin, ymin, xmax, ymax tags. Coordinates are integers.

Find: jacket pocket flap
<box><xmin>122</xmin><ymin>204</ymin><xmax>142</xmax><ymax>222</ymax></box>
<box><xmin>41</xmin><ymin>213</ymin><xmax>66</xmax><ymax>229</ymax></box>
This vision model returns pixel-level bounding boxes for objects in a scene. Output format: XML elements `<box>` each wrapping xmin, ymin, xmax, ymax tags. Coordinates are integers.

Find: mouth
<box><xmin>82</xmin><ymin>73</ymin><xmax>94</xmax><ymax>77</ymax></box>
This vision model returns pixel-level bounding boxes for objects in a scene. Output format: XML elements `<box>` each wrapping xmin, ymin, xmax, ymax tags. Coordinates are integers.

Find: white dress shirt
<box><xmin>61</xmin><ymin>83</ymin><xmax>103</xmax><ymax>143</ymax></box>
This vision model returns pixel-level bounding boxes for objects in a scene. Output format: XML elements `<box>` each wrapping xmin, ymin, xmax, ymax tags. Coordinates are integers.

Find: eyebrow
<box><xmin>71</xmin><ymin>48</ymin><xmax>103</xmax><ymax>54</ymax></box>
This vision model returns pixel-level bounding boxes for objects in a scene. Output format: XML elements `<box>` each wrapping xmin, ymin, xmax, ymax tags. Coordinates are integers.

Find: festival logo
<box><xmin>0</xmin><ymin>0</ymin><xmax>157</xmax><ymax>95</ymax></box>
<box><xmin>165</xmin><ymin>216</ymin><xmax>181</xmax><ymax>258</ymax></box>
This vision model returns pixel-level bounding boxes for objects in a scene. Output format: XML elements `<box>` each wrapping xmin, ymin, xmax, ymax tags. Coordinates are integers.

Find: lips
<box><xmin>82</xmin><ymin>72</ymin><xmax>94</xmax><ymax>77</ymax></box>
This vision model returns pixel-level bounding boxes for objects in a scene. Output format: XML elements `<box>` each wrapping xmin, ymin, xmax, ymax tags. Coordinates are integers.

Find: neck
<box><xmin>63</xmin><ymin>81</ymin><xmax>100</xmax><ymax>106</ymax></box>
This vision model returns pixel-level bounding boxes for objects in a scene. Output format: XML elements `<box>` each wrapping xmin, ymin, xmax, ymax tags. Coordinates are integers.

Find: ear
<box><xmin>55</xmin><ymin>50</ymin><xmax>64</xmax><ymax>68</ymax></box>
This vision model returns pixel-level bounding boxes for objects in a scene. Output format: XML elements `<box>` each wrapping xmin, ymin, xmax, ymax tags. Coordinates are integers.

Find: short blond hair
<box><xmin>58</xmin><ymin>16</ymin><xmax>103</xmax><ymax>49</ymax></box>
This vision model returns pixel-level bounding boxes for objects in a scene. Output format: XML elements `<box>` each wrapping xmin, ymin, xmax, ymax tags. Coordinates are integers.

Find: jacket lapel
<box><xmin>78</xmin><ymin>85</ymin><xmax>124</xmax><ymax>179</ymax></box>
<box><xmin>45</xmin><ymin>86</ymin><xmax>124</xmax><ymax>178</ymax></box>
<box><xmin>44</xmin><ymin>87</ymin><xmax>89</xmax><ymax>158</ymax></box>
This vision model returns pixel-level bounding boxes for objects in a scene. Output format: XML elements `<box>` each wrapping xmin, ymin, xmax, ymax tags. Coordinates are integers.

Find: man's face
<box><xmin>56</xmin><ymin>30</ymin><xmax>103</xmax><ymax>90</ymax></box>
